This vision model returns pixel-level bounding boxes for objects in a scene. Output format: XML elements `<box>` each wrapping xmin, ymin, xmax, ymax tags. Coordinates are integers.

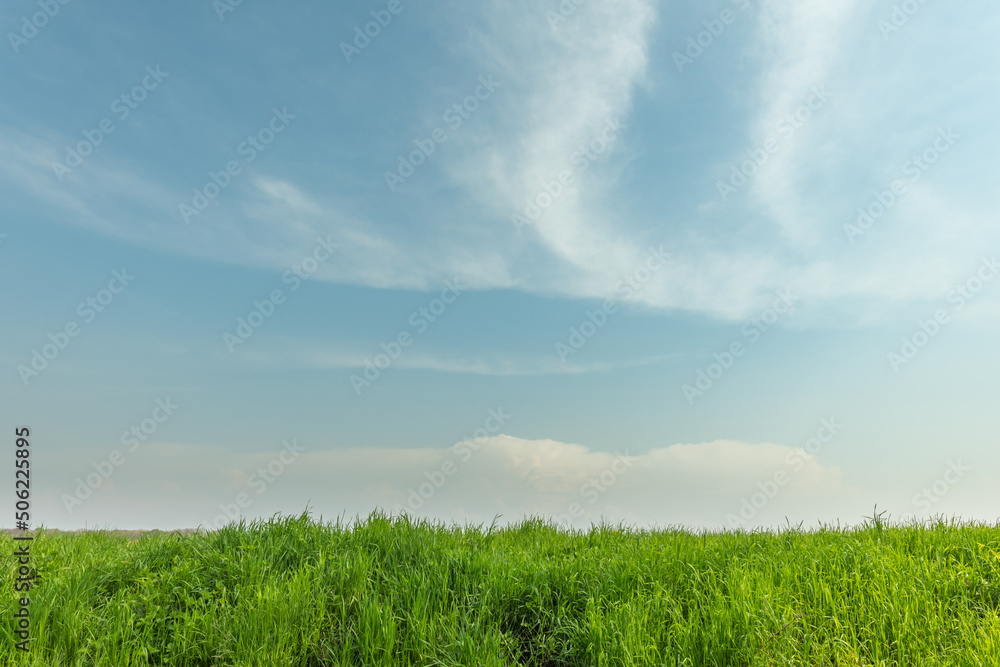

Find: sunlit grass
<box><xmin>2</xmin><ymin>510</ymin><xmax>999</xmax><ymax>665</ymax></box>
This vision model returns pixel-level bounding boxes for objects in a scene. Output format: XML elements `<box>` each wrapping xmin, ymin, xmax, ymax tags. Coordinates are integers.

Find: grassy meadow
<box><xmin>2</xmin><ymin>511</ymin><xmax>999</xmax><ymax>666</ymax></box>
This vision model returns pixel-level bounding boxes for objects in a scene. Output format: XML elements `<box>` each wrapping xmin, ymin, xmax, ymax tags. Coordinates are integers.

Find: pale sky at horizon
<box><xmin>1</xmin><ymin>0</ymin><xmax>998</xmax><ymax>531</ymax></box>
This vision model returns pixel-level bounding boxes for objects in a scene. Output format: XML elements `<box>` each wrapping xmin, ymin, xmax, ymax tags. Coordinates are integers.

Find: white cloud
<box><xmin>4</xmin><ymin>1</ymin><xmax>999</xmax><ymax>327</ymax></box>
<box><xmin>744</xmin><ymin>0</ymin><xmax>869</xmax><ymax>246</ymax></box>
<box><xmin>37</xmin><ymin>435</ymin><xmax>870</xmax><ymax>531</ymax></box>
<box><xmin>236</xmin><ymin>344</ymin><xmax>678</xmax><ymax>377</ymax></box>
<box><xmin>693</xmin><ymin>0</ymin><xmax>1000</xmax><ymax>324</ymax></box>
<box><xmin>448</xmin><ymin>0</ymin><xmax>657</xmax><ymax>279</ymax></box>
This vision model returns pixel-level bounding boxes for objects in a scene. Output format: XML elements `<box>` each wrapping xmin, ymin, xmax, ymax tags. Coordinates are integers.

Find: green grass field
<box><xmin>2</xmin><ymin>510</ymin><xmax>999</xmax><ymax>666</ymax></box>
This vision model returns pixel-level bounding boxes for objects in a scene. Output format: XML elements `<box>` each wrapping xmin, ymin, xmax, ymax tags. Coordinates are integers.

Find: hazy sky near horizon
<box><xmin>2</xmin><ymin>0</ymin><xmax>998</xmax><ymax>531</ymax></box>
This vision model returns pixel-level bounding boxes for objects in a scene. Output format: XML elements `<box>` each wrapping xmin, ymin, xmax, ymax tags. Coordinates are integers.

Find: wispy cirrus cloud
<box><xmin>3</xmin><ymin>1</ymin><xmax>999</xmax><ymax>329</ymax></box>
<box><xmin>234</xmin><ymin>344</ymin><xmax>679</xmax><ymax>377</ymax></box>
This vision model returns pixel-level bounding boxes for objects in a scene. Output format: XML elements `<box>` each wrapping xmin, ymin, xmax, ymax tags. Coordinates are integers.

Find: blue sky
<box><xmin>2</xmin><ymin>0</ymin><xmax>998</xmax><ymax>531</ymax></box>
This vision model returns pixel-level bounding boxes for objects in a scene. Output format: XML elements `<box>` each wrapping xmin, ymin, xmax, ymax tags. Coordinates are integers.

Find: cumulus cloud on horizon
<box><xmin>36</xmin><ymin>432</ymin><xmax>873</xmax><ymax>531</ymax></box>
